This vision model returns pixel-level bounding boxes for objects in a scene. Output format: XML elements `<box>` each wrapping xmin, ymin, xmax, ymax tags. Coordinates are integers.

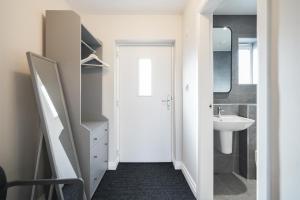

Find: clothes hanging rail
<box><xmin>81</xmin><ymin>54</ymin><xmax>110</xmax><ymax>68</ymax></box>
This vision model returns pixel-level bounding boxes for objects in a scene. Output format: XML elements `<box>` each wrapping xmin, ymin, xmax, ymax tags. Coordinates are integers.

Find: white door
<box><xmin>118</xmin><ymin>45</ymin><xmax>173</xmax><ymax>162</ymax></box>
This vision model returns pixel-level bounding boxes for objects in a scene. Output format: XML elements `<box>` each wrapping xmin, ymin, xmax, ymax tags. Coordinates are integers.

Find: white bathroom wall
<box><xmin>0</xmin><ymin>0</ymin><xmax>71</xmax><ymax>199</ymax></box>
<box><xmin>182</xmin><ymin>0</ymin><xmax>201</xmax><ymax>194</ymax></box>
<box><xmin>79</xmin><ymin>14</ymin><xmax>183</xmax><ymax>167</ymax></box>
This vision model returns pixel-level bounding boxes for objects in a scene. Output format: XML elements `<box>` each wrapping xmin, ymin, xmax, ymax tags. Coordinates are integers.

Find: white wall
<box><xmin>257</xmin><ymin>0</ymin><xmax>270</xmax><ymax>199</ymax></box>
<box><xmin>0</xmin><ymin>0</ymin><xmax>70</xmax><ymax>199</ymax></box>
<box><xmin>268</xmin><ymin>0</ymin><xmax>300</xmax><ymax>199</ymax></box>
<box><xmin>182</xmin><ymin>0</ymin><xmax>201</xmax><ymax>193</ymax></box>
<box><xmin>80</xmin><ymin>14</ymin><xmax>183</xmax><ymax>165</ymax></box>
<box><xmin>183</xmin><ymin>1</ymin><xmax>215</xmax><ymax>199</ymax></box>
<box><xmin>197</xmin><ymin>13</ymin><xmax>214</xmax><ymax>200</ymax></box>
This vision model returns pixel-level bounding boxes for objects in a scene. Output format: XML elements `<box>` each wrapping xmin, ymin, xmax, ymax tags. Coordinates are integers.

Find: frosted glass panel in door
<box><xmin>138</xmin><ymin>58</ymin><xmax>152</xmax><ymax>96</ymax></box>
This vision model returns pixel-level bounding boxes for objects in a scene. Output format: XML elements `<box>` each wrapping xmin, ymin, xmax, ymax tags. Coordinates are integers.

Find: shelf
<box><xmin>81</xmin><ymin>120</ymin><xmax>107</xmax><ymax>131</ymax></box>
<box><xmin>81</xmin><ymin>25</ymin><xmax>101</xmax><ymax>50</ymax></box>
<box><xmin>81</xmin><ymin>54</ymin><xmax>110</xmax><ymax>68</ymax></box>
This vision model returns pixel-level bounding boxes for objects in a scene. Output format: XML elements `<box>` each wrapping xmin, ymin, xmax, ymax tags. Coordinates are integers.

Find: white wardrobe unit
<box><xmin>45</xmin><ymin>10</ymin><xmax>108</xmax><ymax>199</ymax></box>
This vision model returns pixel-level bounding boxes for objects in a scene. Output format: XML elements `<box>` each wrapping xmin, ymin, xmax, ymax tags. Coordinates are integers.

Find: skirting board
<box><xmin>174</xmin><ymin>161</ymin><xmax>197</xmax><ymax>197</ymax></box>
<box><xmin>173</xmin><ymin>160</ymin><xmax>182</xmax><ymax>170</ymax></box>
<box><xmin>108</xmin><ymin>156</ymin><xmax>119</xmax><ymax>170</ymax></box>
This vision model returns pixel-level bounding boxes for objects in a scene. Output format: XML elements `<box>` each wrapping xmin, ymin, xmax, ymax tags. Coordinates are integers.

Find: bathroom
<box><xmin>212</xmin><ymin>1</ymin><xmax>257</xmax><ymax>199</ymax></box>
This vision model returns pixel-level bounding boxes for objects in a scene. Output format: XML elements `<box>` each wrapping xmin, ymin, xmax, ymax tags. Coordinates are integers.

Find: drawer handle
<box><xmin>104</xmin><ymin>160</ymin><xmax>108</xmax><ymax>163</ymax></box>
<box><xmin>94</xmin><ymin>155</ymin><xmax>98</xmax><ymax>159</ymax></box>
<box><xmin>93</xmin><ymin>137</ymin><xmax>98</xmax><ymax>141</ymax></box>
<box><xmin>104</xmin><ymin>143</ymin><xmax>108</xmax><ymax>146</ymax></box>
<box><xmin>105</xmin><ymin>129</ymin><xmax>108</xmax><ymax>131</ymax></box>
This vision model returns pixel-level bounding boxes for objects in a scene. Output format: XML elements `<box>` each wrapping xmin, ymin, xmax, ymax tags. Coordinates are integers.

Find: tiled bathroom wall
<box><xmin>239</xmin><ymin>105</ymin><xmax>257</xmax><ymax>179</ymax></box>
<box><xmin>213</xmin><ymin>15</ymin><xmax>257</xmax><ymax>105</ymax></box>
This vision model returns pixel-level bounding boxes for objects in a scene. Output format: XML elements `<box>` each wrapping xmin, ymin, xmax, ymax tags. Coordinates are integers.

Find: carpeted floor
<box><xmin>92</xmin><ymin>163</ymin><xmax>196</xmax><ymax>200</ymax></box>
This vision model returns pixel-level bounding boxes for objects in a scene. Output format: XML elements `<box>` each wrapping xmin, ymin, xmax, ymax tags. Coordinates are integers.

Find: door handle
<box><xmin>161</xmin><ymin>99</ymin><xmax>170</xmax><ymax>103</ymax></box>
<box><xmin>162</xmin><ymin>96</ymin><xmax>172</xmax><ymax>110</ymax></box>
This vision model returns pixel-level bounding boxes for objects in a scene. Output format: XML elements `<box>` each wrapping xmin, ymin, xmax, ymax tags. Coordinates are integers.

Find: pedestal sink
<box><xmin>213</xmin><ymin>115</ymin><xmax>255</xmax><ymax>154</ymax></box>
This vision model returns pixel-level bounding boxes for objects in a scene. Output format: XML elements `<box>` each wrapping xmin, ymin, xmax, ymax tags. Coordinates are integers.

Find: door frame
<box><xmin>198</xmin><ymin>0</ymin><xmax>270</xmax><ymax>200</ymax></box>
<box><xmin>114</xmin><ymin>40</ymin><xmax>177</xmax><ymax>164</ymax></box>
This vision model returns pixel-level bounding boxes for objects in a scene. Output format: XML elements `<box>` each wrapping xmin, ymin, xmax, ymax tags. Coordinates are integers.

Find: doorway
<box><xmin>197</xmin><ymin>0</ymin><xmax>269</xmax><ymax>199</ymax></box>
<box><xmin>116</xmin><ymin>42</ymin><xmax>175</xmax><ymax>162</ymax></box>
<box><xmin>212</xmin><ymin>14</ymin><xmax>258</xmax><ymax>200</ymax></box>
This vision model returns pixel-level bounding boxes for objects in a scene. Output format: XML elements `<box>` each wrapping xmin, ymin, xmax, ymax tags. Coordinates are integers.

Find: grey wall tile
<box><xmin>214</xmin><ymin>153</ymin><xmax>235</xmax><ymax>173</ymax></box>
<box><xmin>248</xmin><ymin>159</ymin><xmax>257</xmax><ymax>179</ymax></box>
<box><xmin>238</xmin><ymin>129</ymin><xmax>248</xmax><ymax>177</ymax></box>
<box><xmin>238</xmin><ymin>105</ymin><xmax>248</xmax><ymax>117</ymax></box>
<box><xmin>247</xmin><ymin>105</ymin><xmax>257</xmax><ymax>179</ymax></box>
<box><xmin>214</xmin><ymin>104</ymin><xmax>239</xmax><ymax>115</ymax></box>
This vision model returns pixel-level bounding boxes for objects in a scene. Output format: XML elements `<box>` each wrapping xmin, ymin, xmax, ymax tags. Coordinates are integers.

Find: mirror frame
<box><xmin>27</xmin><ymin>52</ymin><xmax>85</xmax><ymax>199</ymax></box>
<box><xmin>213</xmin><ymin>26</ymin><xmax>233</xmax><ymax>94</ymax></box>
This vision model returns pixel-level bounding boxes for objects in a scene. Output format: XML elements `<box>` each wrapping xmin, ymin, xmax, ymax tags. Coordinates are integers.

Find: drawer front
<box><xmin>90</xmin><ymin>123</ymin><xmax>108</xmax><ymax>148</ymax></box>
<box><xmin>90</xmin><ymin>169</ymin><xmax>106</xmax><ymax>196</ymax></box>
<box><xmin>90</xmin><ymin>134</ymin><xmax>108</xmax><ymax>175</ymax></box>
<box><xmin>90</xmin><ymin>136</ymin><xmax>108</xmax><ymax>197</ymax></box>
<box><xmin>89</xmin><ymin>122</ymin><xmax>108</xmax><ymax>198</ymax></box>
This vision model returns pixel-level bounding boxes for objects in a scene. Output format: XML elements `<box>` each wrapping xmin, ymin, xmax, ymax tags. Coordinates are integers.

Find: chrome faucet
<box><xmin>217</xmin><ymin>106</ymin><xmax>224</xmax><ymax>117</ymax></box>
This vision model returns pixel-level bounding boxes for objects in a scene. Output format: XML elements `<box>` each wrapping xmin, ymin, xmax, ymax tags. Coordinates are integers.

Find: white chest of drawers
<box><xmin>81</xmin><ymin>121</ymin><xmax>108</xmax><ymax>199</ymax></box>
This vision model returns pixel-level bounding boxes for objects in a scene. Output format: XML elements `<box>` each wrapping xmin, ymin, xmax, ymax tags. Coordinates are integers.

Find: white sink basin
<box><xmin>214</xmin><ymin>115</ymin><xmax>255</xmax><ymax>154</ymax></box>
<box><xmin>214</xmin><ymin>115</ymin><xmax>255</xmax><ymax>132</ymax></box>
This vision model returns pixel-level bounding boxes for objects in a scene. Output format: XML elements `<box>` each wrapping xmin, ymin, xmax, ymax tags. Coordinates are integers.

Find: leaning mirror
<box><xmin>213</xmin><ymin>27</ymin><xmax>232</xmax><ymax>93</ymax></box>
<box><xmin>27</xmin><ymin>52</ymin><xmax>85</xmax><ymax>199</ymax></box>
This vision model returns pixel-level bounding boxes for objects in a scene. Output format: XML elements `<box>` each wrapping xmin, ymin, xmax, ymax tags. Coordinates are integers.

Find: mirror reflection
<box><xmin>213</xmin><ymin>27</ymin><xmax>232</xmax><ymax>93</ymax></box>
<box><xmin>36</xmin><ymin>73</ymin><xmax>77</xmax><ymax>179</ymax></box>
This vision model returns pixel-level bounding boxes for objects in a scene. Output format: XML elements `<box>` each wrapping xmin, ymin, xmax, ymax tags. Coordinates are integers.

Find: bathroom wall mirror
<box><xmin>27</xmin><ymin>52</ymin><xmax>84</xmax><ymax>199</ymax></box>
<box><xmin>213</xmin><ymin>27</ymin><xmax>232</xmax><ymax>93</ymax></box>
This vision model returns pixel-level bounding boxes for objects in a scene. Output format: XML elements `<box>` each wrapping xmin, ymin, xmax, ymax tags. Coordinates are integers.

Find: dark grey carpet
<box><xmin>92</xmin><ymin>163</ymin><xmax>196</xmax><ymax>200</ymax></box>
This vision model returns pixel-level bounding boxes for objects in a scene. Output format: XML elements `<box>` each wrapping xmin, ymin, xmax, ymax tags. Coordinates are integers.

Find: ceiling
<box><xmin>214</xmin><ymin>0</ymin><xmax>257</xmax><ymax>15</ymax></box>
<box><xmin>66</xmin><ymin>0</ymin><xmax>188</xmax><ymax>14</ymax></box>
